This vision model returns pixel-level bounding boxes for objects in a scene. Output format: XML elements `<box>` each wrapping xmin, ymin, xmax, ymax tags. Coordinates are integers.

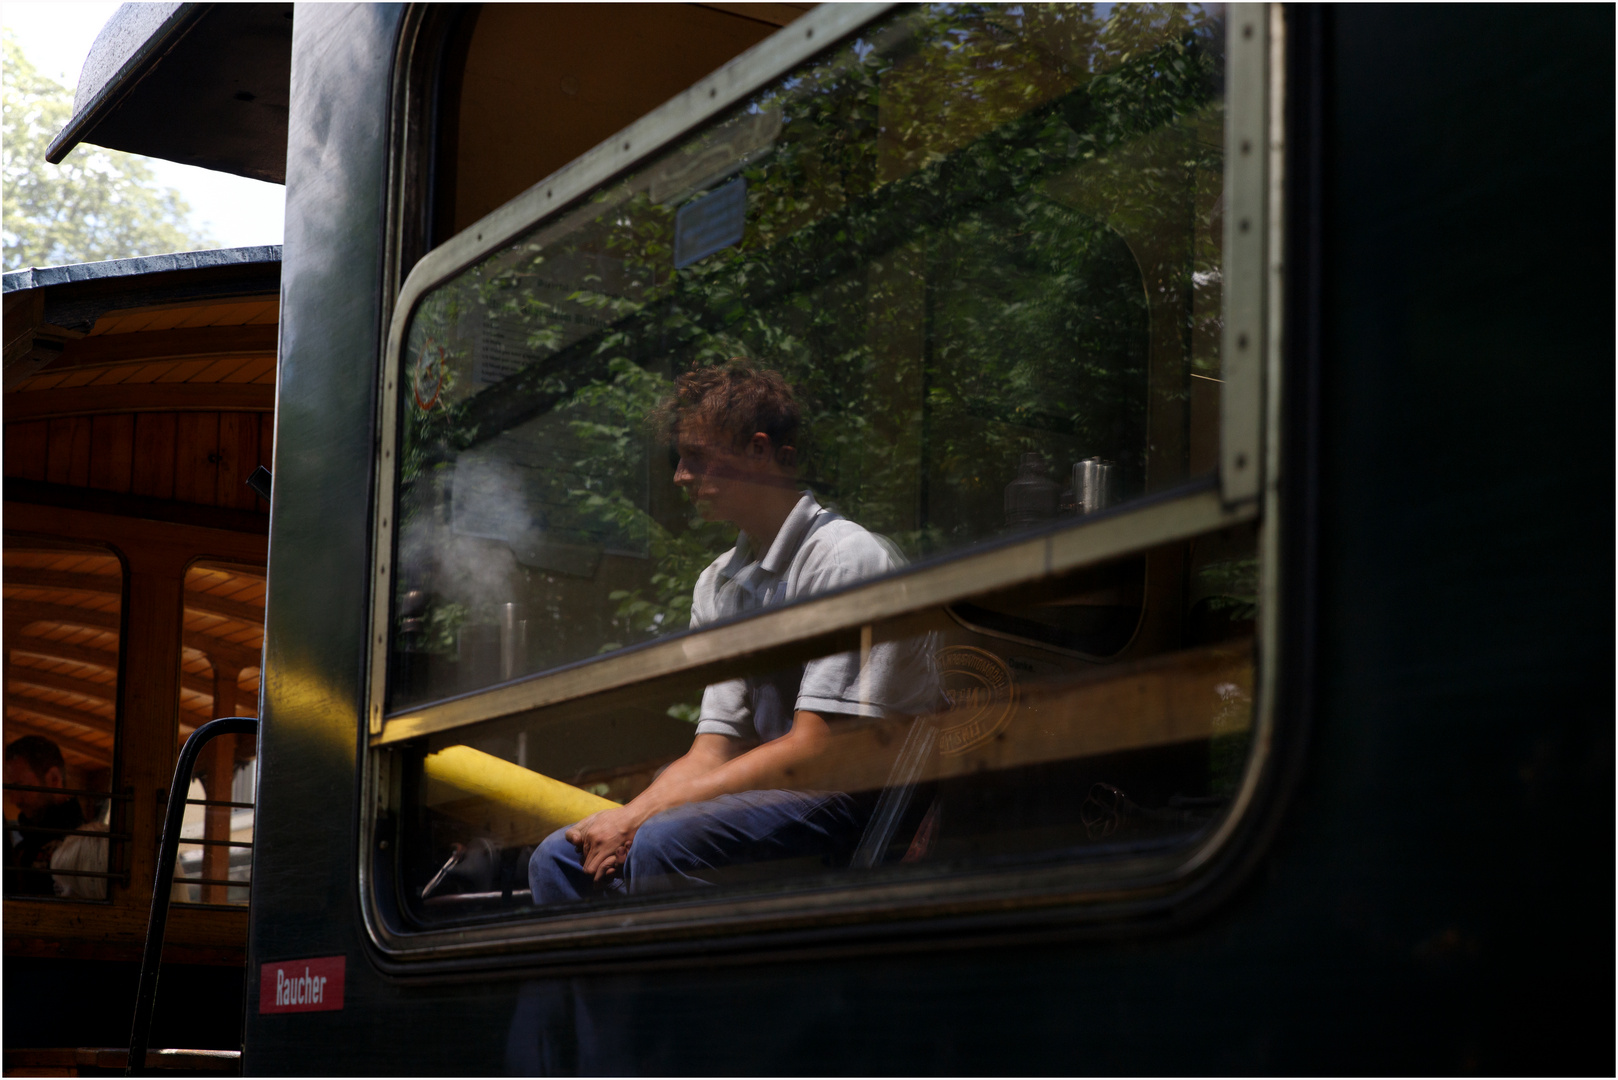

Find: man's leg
<box><xmin>528</xmin><ymin>824</ymin><xmax>624</xmax><ymax>905</ymax></box>
<box><xmin>624</xmin><ymin>789</ymin><xmax>868</xmax><ymax>895</ymax></box>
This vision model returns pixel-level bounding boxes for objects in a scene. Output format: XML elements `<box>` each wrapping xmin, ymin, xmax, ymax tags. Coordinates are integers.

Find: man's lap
<box><xmin>529</xmin><ymin>789</ymin><xmax>869</xmax><ymax>904</ymax></box>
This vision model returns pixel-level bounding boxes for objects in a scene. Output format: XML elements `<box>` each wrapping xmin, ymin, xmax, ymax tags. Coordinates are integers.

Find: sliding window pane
<box><xmin>391</xmin><ymin>3</ymin><xmax>1228</xmax><ymax>710</ymax></box>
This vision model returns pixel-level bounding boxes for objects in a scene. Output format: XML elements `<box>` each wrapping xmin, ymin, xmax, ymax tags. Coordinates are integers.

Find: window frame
<box><xmin>360</xmin><ymin>1</ymin><xmax>1285</xmax><ymax>965</ymax></box>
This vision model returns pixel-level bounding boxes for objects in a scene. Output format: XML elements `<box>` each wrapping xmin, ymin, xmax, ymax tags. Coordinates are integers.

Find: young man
<box><xmin>529</xmin><ymin>361</ymin><xmax>938</xmax><ymax>901</ymax></box>
<box><xmin>4</xmin><ymin>735</ymin><xmax>96</xmax><ymax>898</ymax></box>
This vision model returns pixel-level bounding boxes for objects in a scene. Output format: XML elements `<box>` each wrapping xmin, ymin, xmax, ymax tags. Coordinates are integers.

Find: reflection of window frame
<box><xmin>362</xmin><ymin>3</ymin><xmax>1285</xmax><ymax>960</ymax></box>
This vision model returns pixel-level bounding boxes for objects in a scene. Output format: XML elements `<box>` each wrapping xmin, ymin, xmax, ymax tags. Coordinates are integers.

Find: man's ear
<box><xmin>44</xmin><ymin>766</ymin><xmax>65</xmax><ymax>790</ymax></box>
<box><xmin>747</xmin><ymin>432</ymin><xmax>772</xmax><ymax>460</ymax></box>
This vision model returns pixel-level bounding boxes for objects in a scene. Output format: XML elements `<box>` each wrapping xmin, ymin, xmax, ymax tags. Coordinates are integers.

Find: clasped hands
<box><xmin>565</xmin><ymin>805</ymin><xmax>644</xmax><ymax>882</ymax></box>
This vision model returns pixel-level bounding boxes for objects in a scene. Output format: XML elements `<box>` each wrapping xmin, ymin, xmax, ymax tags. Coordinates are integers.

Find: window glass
<box><xmin>172</xmin><ymin>562</ymin><xmax>262</xmax><ymax>907</ymax></box>
<box><xmin>3</xmin><ymin>538</ymin><xmax>124</xmax><ymax>901</ymax></box>
<box><xmin>389</xmin><ymin>524</ymin><xmax>1257</xmax><ymax>920</ymax></box>
<box><xmin>391</xmin><ymin>3</ymin><xmax>1227</xmax><ymax>710</ymax></box>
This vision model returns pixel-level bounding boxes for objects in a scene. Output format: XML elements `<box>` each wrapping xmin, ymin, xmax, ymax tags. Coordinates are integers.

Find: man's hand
<box><xmin>566</xmin><ymin>806</ymin><xmax>643</xmax><ymax>881</ymax></box>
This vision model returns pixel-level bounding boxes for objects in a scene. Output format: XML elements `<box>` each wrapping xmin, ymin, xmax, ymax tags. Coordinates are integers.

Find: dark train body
<box><xmin>3</xmin><ymin>3</ymin><xmax>1610</xmax><ymax>1075</ymax></box>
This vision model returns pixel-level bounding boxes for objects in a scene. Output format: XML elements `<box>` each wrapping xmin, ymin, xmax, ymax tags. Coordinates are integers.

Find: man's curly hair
<box><xmin>652</xmin><ymin>359</ymin><xmax>800</xmax><ymax>460</ymax></box>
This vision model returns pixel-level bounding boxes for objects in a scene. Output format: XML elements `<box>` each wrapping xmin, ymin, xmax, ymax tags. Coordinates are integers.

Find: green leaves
<box><xmin>1</xmin><ymin>35</ymin><xmax>215</xmax><ymax>270</ymax></box>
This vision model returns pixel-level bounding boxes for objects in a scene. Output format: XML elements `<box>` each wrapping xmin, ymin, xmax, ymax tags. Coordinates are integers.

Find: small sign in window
<box><xmin>673</xmin><ymin>178</ymin><xmax>747</xmax><ymax>268</ymax></box>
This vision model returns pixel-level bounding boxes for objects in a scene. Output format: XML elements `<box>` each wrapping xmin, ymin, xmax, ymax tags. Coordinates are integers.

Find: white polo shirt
<box><xmin>691</xmin><ymin>493</ymin><xmax>941</xmax><ymax>743</ymax></box>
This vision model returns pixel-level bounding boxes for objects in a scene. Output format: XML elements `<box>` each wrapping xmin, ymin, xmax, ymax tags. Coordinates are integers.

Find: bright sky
<box><xmin>2</xmin><ymin>0</ymin><xmax>285</xmax><ymax>251</ymax></box>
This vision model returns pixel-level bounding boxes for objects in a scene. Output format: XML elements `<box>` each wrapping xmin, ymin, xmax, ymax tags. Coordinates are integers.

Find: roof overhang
<box><xmin>45</xmin><ymin>3</ymin><xmax>293</xmax><ymax>184</ymax></box>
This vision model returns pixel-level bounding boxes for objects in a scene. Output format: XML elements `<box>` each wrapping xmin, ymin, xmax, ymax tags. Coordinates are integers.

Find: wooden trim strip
<box><xmin>43</xmin><ymin>324</ymin><xmax>278</xmax><ymax>372</ymax></box>
<box><xmin>5</xmin><ymin>383</ymin><xmax>274</xmax><ymax>420</ymax></box>
<box><xmin>4</xmin><ymin>482</ymin><xmax>270</xmax><ymax>537</ymax></box>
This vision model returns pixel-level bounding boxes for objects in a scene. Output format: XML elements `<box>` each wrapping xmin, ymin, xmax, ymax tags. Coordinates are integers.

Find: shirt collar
<box><xmin>720</xmin><ymin>492</ymin><xmax>821</xmax><ymax>580</ymax></box>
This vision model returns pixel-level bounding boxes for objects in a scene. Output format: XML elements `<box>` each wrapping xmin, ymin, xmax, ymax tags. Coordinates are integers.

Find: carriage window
<box><xmin>377</xmin><ymin>3</ymin><xmax>1258</xmax><ymax>936</ymax></box>
<box><xmin>172</xmin><ymin>562</ymin><xmax>263</xmax><ymax>906</ymax></box>
<box><xmin>389</xmin><ymin>3</ymin><xmax>1227</xmax><ymax>711</ymax></box>
<box><xmin>4</xmin><ymin>538</ymin><xmax>125</xmax><ymax>901</ymax></box>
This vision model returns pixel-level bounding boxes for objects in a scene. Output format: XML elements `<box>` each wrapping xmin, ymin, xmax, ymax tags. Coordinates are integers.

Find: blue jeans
<box><xmin>528</xmin><ymin>789</ymin><xmax>870</xmax><ymax>904</ymax></box>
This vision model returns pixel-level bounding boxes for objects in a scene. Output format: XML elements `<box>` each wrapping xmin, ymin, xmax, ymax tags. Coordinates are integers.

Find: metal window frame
<box><xmin>359</xmin><ymin>2</ymin><xmax>1284</xmax><ymax>966</ymax></box>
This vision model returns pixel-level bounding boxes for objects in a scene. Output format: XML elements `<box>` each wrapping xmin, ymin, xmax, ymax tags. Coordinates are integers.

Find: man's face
<box><xmin>671</xmin><ymin>422</ymin><xmax>779</xmax><ymax>525</ymax></box>
<box><xmin>4</xmin><ymin>758</ymin><xmax>62</xmax><ymax>816</ymax></box>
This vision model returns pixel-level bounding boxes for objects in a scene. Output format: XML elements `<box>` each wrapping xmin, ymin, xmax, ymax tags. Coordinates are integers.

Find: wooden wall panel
<box><xmin>9</xmin><ymin>410</ymin><xmax>271</xmax><ymax>511</ymax></box>
<box><xmin>216</xmin><ymin>413</ymin><xmax>261</xmax><ymax>510</ymax></box>
<box><xmin>44</xmin><ymin>418</ymin><xmax>91</xmax><ymax>486</ymax></box>
<box><xmin>130</xmin><ymin>413</ymin><xmax>178</xmax><ymax>500</ymax></box>
<box><xmin>173</xmin><ymin>413</ymin><xmax>221</xmax><ymax>505</ymax></box>
<box><xmin>5</xmin><ymin>422</ymin><xmax>48</xmax><ymax>481</ymax></box>
<box><xmin>88</xmin><ymin>414</ymin><xmax>136</xmax><ymax>493</ymax></box>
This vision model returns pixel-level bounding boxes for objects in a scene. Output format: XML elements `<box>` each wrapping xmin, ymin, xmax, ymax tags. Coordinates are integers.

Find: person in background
<box><xmin>4</xmin><ymin>735</ymin><xmax>106</xmax><ymax>899</ymax></box>
<box><xmin>529</xmin><ymin>360</ymin><xmax>940</xmax><ymax>901</ymax></box>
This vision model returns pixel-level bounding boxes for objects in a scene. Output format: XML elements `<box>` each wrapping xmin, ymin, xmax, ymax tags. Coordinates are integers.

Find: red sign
<box><xmin>259</xmin><ymin>956</ymin><xmax>345</xmax><ymax>1014</ymax></box>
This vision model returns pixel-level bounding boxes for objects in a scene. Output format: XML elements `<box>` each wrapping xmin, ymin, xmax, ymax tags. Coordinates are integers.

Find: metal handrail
<box><xmin>127</xmin><ymin>716</ymin><xmax>257</xmax><ymax>1078</ymax></box>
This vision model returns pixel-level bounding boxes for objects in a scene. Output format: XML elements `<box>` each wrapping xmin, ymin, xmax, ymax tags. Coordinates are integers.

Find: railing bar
<box><xmin>173</xmin><ymin>838</ymin><xmax>254</xmax><ymax>849</ymax></box>
<box><xmin>5</xmin><ymin>825</ymin><xmax>132</xmax><ymax>839</ymax></box>
<box><xmin>169</xmin><ymin>876</ymin><xmax>252</xmax><ymax>888</ymax></box>
<box><xmin>13</xmin><ymin>868</ymin><xmax>131</xmax><ymax>880</ymax></box>
<box><xmin>3</xmin><ymin>784</ymin><xmax>132</xmax><ymax>800</ymax></box>
<box><xmin>182</xmin><ymin>798</ymin><xmax>256</xmax><ymax>809</ymax></box>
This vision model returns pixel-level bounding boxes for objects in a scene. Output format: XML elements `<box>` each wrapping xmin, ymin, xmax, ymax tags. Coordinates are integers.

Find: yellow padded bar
<box><xmin>423</xmin><ymin>744</ymin><xmax>620</xmax><ymax>846</ymax></box>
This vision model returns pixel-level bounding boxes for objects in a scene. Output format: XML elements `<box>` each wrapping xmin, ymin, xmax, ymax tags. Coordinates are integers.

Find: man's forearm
<box><xmin>617</xmin><ymin>734</ymin><xmax>740</xmax><ymax>824</ymax></box>
<box><xmin>631</xmin><ymin>711</ymin><xmax>832</xmax><ymax>821</ymax></box>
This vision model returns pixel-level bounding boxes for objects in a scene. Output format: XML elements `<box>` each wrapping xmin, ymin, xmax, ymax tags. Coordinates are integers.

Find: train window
<box><xmin>172</xmin><ymin>562</ymin><xmax>263</xmax><ymax>906</ymax></box>
<box><xmin>388</xmin><ymin>3</ymin><xmax>1227</xmax><ymax>711</ymax></box>
<box><xmin>370</xmin><ymin>3</ymin><xmax>1278</xmax><ymax>951</ymax></box>
<box><xmin>3</xmin><ymin>537</ymin><xmax>126</xmax><ymax>902</ymax></box>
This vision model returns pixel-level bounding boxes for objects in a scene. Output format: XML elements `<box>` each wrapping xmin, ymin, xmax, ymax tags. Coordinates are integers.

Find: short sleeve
<box><xmin>694</xmin><ymin>678</ymin><xmax>753</xmax><ymax>740</ymax></box>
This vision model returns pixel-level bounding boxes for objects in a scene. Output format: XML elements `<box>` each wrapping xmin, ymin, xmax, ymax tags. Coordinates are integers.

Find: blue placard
<box><xmin>673</xmin><ymin>177</ymin><xmax>747</xmax><ymax>269</ymax></box>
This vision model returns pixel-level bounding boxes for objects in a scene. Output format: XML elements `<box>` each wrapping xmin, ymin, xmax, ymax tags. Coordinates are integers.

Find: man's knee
<box><xmin>621</xmin><ymin>807</ymin><xmax>698</xmax><ymax>877</ymax></box>
<box><xmin>528</xmin><ymin>825</ymin><xmax>581</xmax><ymax>903</ymax></box>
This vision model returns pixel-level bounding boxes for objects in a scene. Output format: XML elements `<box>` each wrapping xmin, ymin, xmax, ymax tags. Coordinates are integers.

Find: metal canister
<box><xmin>1005</xmin><ymin>452</ymin><xmax>1060</xmax><ymax>527</ymax></box>
<box><xmin>1074</xmin><ymin>457</ymin><xmax>1116</xmax><ymax>515</ymax></box>
<box><xmin>499</xmin><ymin>601</ymin><xmax>528</xmax><ymax>682</ymax></box>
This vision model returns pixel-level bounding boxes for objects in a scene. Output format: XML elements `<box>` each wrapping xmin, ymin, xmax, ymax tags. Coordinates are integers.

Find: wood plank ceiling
<box><xmin>5</xmin><ymin>295</ymin><xmax>277</xmax><ymax>510</ymax></box>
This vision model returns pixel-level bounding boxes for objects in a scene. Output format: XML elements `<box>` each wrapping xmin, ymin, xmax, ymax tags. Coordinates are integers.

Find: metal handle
<box><xmin>127</xmin><ymin>716</ymin><xmax>258</xmax><ymax>1077</ymax></box>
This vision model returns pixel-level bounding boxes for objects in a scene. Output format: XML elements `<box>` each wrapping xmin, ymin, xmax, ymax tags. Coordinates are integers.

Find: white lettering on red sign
<box><xmin>259</xmin><ymin>955</ymin><xmax>345</xmax><ymax>1013</ymax></box>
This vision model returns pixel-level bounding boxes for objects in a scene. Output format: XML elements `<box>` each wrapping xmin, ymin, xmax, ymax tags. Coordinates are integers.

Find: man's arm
<box><xmin>567</xmin><ymin>710</ymin><xmax>835</xmax><ymax>880</ymax></box>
